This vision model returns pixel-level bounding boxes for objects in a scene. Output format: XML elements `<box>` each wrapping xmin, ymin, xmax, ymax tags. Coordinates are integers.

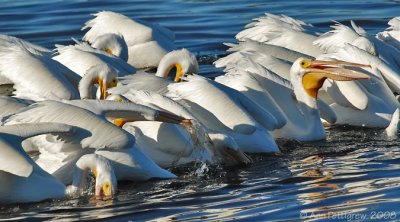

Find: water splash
<box><xmin>181</xmin><ymin>120</ymin><xmax>216</xmax><ymax>163</ymax></box>
<box><xmin>194</xmin><ymin>162</ymin><xmax>210</xmax><ymax>177</ymax></box>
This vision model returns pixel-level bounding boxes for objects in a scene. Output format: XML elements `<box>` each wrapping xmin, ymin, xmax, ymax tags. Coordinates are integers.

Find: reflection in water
<box><xmin>1</xmin><ymin>133</ymin><xmax>400</xmax><ymax>220</ymax></box>
<box><xmin>293</xmin><ymin>143</ymin><xmax>400</xmax><ymax>221</ymax></box>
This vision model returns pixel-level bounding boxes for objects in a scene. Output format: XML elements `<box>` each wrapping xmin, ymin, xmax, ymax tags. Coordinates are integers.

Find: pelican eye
<box><xmin>300</xmin><ymin>60</ymin><xmax>311</xmax><ymax>68</ymax></box>
<box><xmin>109</xmin><ymin>78</ymin><xmax>118</xmax><ymax>88</ymax></box>
<box><xmin>104</xmin><ymin>48</ymin><xmax>113</xmax><ymax>55</ymax></box>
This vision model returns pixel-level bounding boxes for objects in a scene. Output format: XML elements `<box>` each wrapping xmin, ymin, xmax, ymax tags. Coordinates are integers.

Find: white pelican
<box><xmin>53</xmin><ymin>46</ymin><xmax>196</xmax><ymax>99</ymax></box>
<box><xmin>315</xmin><ymin>20</ymin><xmax>400</xmax><ymax>93</ymax></box>
<box><xmin>0</xmin><ymin>35</ymin><xmax>118</xmax><ymax>101</ymax></box>
<box><xmin>221</xmin><ymin>14</ymin><xmax>400</xmax><ymax>129</ymax></box>
<box><xmin>68</xmin><ymin>153</ymin><xmax>117</xmax><ymax>199</ymax></box>
<box><xmin>53</xmin><ymin>39</ymin><xmax>136</xmax><ymax>78</ymax></box>
<box><xmin>377</xmin><ymin>16</ymin><xmax>400</xmax><ymax>51</ymax></box>
<box><xmin>215</xmin><ymin>52</ymin><xmax>337</xmax><ymax>128</ymax></box>
<box><xmin>287</xmin><ymin>58</ymin><xmax>369</xmax><ymax>136</ymax></box>
<box><xmin>103</xmin><ymin>43</ymin><xmax>276</xmax><ymax>154</ymax></box>
<box><xmin>314</xmin><ymin>21</ymin><xmax>377</xmax><ymax>56</ymax></box>
<box><xmin>319</xmin><ymin>45</ymin><xmax>400</xmax><ymax>127</ymax></box>
<box><xmin>0</xmin><ymin>96</ymin><xmax>35</xmax><ymax>153</ymax></box>
<box><xmin>219</xmin><ymin>20</ymin><xmax>377</xmax><ymax>80</ymax></box>
<box><xmin>0</xmin><ymin>37</ymin><xmax>78</xmax><ymax>100</ymax></box>
<box><xmin>215</xmin><ymin>43</ymin><xmax>392</xmax><ymax>127</ymax></box>
<box><xmin>0</xmin><ymin>34</ymin><xmax>50</xmax><ymax>55</ymax></box>
<box><xmin>214</xmin><ymin>42</ymin><xmax>337</xmax><ymax>128</ymax></box>
<box><xmin>374</xmin><ymin>18</ymin><xmax>400</xmax><ymax>84</ymax></box>
<box><xmin>113</xmin><ymin>74</ymin><xmax>280</xmax><ymax>153</ymax></box>
<box><xmin>77</xmin><ymin>63</ymin><xmax>118</xmax><ymax>99</ymax></box>
<box><xmin>82</xmin><ymin>11</ymin><xmax>175</xmax><ymax>68</ymax></box>
<box><xmin>106</xmin><ymin>91</ymin><xmax>251</xmax><ymax>167</ymax></box>
<box><xmin>0</xmin><ymin>123</ymin><xmax>117</xmax><ymax>203</ymax></box>
<box><xmin>166</xmin><ymin>74</ymin><xmax>280</xmax><ymax>153</ymax></box>
<box><xmin>301</xmin><ymin>17</ymin><xmax>400</xmax><ymax>95</ymax></box>
<box><xmin>216</xmin><ymin>54</ymin><xmax>370</xmax><ymax>141</ymax></box>
<box><xmin>235</xmin><ymin>13</ymin><xmax>378</xmax><ymax>59</ymax></box>
<box><xmin>90</xmin><ymin>33</ymin><xmax>129</xmax><ymax>62</ymax></box>
<box><xmin>0</xmin><ymin>123</ymin><xmax>69</xmax><ymax>204</ymax></box>
<box><xmin>106</xmin><ymin>92</ymin><xmax>213</xmax><ymax>167</ymax></box>
<box><xmin>0</xmin><ymin>33</ymin><xmax>51</xmax><ymax>87</ymax></box>
<box><xmin>155</xmin><ymin>48</ymin><xmax>198</xmax><ymax>81</ymax></box>
<box><xmin>111</xmin><ymin>48</ymin><xmax>278</xmax><ymax>153</ymax></box>
<box><xmin>114</xmin><ymin>48</ymin><xmax>198</xmax><ymax>93</ymax></box>
<box><xmin>235</xmin><ymin>13</ymin><xmax>322</xmax><ymax>57</ymax></box>
<box><xmin>2</xmin><ymin>100</ymin><xmax>184</xmax><ymax>185</ymax></box>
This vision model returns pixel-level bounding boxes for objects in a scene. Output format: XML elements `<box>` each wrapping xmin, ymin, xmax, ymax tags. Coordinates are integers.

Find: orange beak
<box><xmin>302</xmin><ymin>59</ymin><xmax>371</xmax><ymax>98</ymax></box>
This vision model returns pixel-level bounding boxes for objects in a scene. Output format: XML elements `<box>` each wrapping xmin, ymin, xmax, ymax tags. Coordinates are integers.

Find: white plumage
<box><xmin>0</xmin><ymin>123</ymin><xmax>73</xmax><ymax>204</ymax></box>
<box><xmin>3</xmin><ymin>11</ymin><xmax>400</xmax><ymax>205</ymax></box>
<box><xmin>0</xmin><ymin>37</ymin><xmax>80</xmax><ymax>100</ymax></box>
<box><xmin>53</xmin><ymin>39</ymin><xmax>136</xmax><ymax>77</ymax></box>
<box><xmin>2</xmin><ymin>100</ymin><xmax>177</xmax><ymax>185</ymax></box>
<box><xmin>216</xmin><ymin>47</ymin><xmax>370</xmax><ymax>140</ymax></box>
<box><xmin>110</xmin><ymin>90</ymin><xmax>210</xmax><ymax>154</ymax></box>
<box><xmin>0</xmin><ymin>122</ymin><xmax>120</xmax><ymax>203</ymax></box>
<box><xmin>385</xmin><ymin>108</ymin><xmax>399</xmax><ymax>139</ymax></box>
<box><xmin>314</xmin><ymin>21</ymin><xmax>377</xmax><ymax>56</ymax></box>
<box><xmin>0</xmin><ymin>35</ymin><xmax>120</xmax><ymax>101</ymax></box>
<box><xmin>90</xmin><ymin>33</ymin><xmax>129</xmax><ymax>61</ymax></box>
<box><xmin>236</xmin><ymin>13</ymin><xmax>321</xmax><ymax>57</ymax></box>
<box><xmin>82</xmin><ymin>11</ymin><xmax>175</xmax><ymax>68</ymax></box>
<box><xmin>110</xmin><ymin>47</ymin><xmax>278</xmax><ymax>153</ymax></box>
<box><xmin>107</xmin><ymin>90</ymin><xmax>251</xmax><ymax>167</ymax></box>
<box><xmin>377</xmin><ymin>16</ymin><xmax>400</xmax><ymax>51</ymax></box>
<box><xmin>166</xmin><ymin>74</ymin><xmax>279</xmax><ymax>153</ymax></box>
<box><xmin>220</xmin><ymin>13</ymin><xmax>400</xmax><ymax>130</ymax></box>
<box><xmin>319</xmin><ymin>45</ymin><xmax>400</xmax><ymax>127</ymax></box>
<box><xmin>0</xmin><ymin>96</ymin><xmax>32</xmax><ymax>119</ymax></box>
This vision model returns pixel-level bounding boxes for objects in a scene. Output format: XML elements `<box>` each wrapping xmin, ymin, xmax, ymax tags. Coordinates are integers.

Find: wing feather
<box><xmin>0</xmin><ymin>41</ymin><xmax>78</xmax><ymax>100</ymax></box>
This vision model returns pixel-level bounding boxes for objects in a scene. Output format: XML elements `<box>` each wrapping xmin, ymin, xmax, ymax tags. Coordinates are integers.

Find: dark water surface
<box><xmin>1</xmin><ymin>0</ymin><xmax>400</xmax><ymax>221</ymax></box>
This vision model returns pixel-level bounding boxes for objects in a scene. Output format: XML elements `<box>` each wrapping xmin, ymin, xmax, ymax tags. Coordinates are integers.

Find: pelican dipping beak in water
<box><xmin>78</xmin><ymin>64</ymin><xmax>119</xmax><ymax>100</ymax></box>
<box><xmin>70</xmin><ymin>154</ymin><xmax>117</xmax><ymax>199</ymax></box>
<box><xmin>155</xmin><ymin>48</ymin><xmax>198</xmax><ymax>82</ymax></box>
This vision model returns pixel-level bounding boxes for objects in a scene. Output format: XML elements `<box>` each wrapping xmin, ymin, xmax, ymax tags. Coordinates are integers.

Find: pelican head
<box><xmin>91</xmin><ymin>33</ymin><xmax>129</xmax><ymax>62</ymax></box>
<box><xmin>92</xmin><ymin>155</ymin><xmax>118</xmax><ymax>199</ymax></box>
<box><xmin>155</xmin><ymin>49</ymin><xmax>199</xmax><ymax>82</ymax></box>
<box><xmin>291</xmin><ymin>58</ymin><xmax>371</xmax><ymax>107</ymax></box>
<box><xmin>79</xmin><ymin>64</ymin><xmax>118</xmax><ymax>99</ymax></box>
<box><xmin>72</xmin><ymin>154</ymin><xmax>118</xmax><ymax>199</ymax></box>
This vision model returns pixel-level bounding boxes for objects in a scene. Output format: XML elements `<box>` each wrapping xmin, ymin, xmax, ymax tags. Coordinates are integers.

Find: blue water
<box><xmin>1</xmin><ymin>0</ymin><xmax>400</xmax><ymax>221</ymax></box>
